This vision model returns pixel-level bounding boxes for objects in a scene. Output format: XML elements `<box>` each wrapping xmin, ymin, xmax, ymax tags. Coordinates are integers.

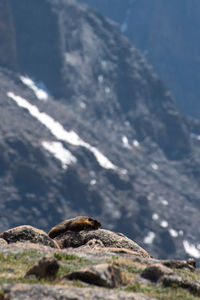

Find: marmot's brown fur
<box><xmin>48</xmin><ymin>216</ymin><xmax>101</xmax><ymax>239</ymax></box>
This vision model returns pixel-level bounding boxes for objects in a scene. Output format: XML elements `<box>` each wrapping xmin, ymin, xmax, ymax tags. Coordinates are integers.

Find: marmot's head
<box><xmin>79</xmin><ymin>216</ymin><xmax>101</xmax><ymax>230</ymax></box>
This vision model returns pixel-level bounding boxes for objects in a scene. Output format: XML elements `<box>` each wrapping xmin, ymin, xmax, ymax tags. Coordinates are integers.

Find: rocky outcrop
<box><xmin>0</xmin><ymin>225</ymin><xmax>59</xmax><ymax>248</ymax></box>
<box><xmin>65</xmin><ymin>263</ymin><xmax>122</xmax><ymax>288</ymax></box>
<box><xmin>162</xmin><ymin>274</ymin><xmax>200</xmax><ymax>296</ymax></box>
<box><xmin>54</xmin><ymin>229</ymin><xmax>150</xmax><ymax>258</ymax></box>
<box><xmin>160</xmin><ymin>258</ymin><xmax>196</xmax><ymax>270</ymax></box>
<box><xmin>141</xmin><ymin>264</ymin><xmax>173</xmax><ymax>282</ymax></box>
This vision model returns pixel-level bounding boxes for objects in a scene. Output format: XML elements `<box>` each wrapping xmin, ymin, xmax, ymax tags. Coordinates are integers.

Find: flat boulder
<box><xmin>141</xmin><ymin>264</ymin><xmax>174</xmax><ymax>282</ymax></box>
<box><xmin>65</xmin><ymin>263</ymin><xmax>122</xmax><ymax>288</ymax></box>
<box><xmin>0</xmin><ymin>225</ymin><xmax>59</xmax><ymax>248</ymax></box>
<box><xmin>55</xmin><ymin>229</ymin><xmax>150</xmax><ymax>258</ymax></box>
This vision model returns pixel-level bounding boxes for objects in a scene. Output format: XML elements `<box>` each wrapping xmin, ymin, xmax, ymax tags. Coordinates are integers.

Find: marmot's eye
<box><xmin>88</xmin><ymin>218</ymin><xmax>93</xmax><ymax>222</ymax></box>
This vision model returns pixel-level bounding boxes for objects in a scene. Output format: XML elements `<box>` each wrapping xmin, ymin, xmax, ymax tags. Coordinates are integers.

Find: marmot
<box><xmin>48</xmin><ymin>216</ymin><xmax>101</xmax><ymax>239</ymax></box>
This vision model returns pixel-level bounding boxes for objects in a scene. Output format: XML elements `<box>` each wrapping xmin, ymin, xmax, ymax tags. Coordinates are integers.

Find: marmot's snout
<box><xmin>88</xmin><ymin>217</ymin><xmax>101</xmax><ymax>229</ymax></box>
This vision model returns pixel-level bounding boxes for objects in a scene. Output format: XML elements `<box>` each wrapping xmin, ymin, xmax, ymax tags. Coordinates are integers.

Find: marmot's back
<box><xmin>48</xmin><ymin>216</ymin><xmax>101</xmax><ymax>239</ymax></box>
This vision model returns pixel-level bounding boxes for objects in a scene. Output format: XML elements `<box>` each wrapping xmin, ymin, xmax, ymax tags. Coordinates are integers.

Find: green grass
<box><xmin>54</xmin><ymin>253</ymin><xmax>93</xmax><ymax>278</ymax></box>
<box><xmin>125</xmin><ymin>282</ymin><xmax>200</xmax><ymax>299</ymax></box>
<box><xmin>0</xmin><ymin>250</ymin><xmax>93</xmax><ymax>285</ymax></box>
<box><xmin>0</xmin><ymin>250</ymin><xmax>43</xmax><ymax>263</ymax></box>
<box><xmin>0</xmin><ymin>250</ymin><xmax>49</xmax><ymax>284</ymax></box>
<box><xmin>175</xmin><ymin>268</ymin><xmax>200</xmax><ymax>281</ymax></box>
<box><xmin>1</xmin><ymin>248</ymin><xmax>200</xmax><ymax>299</ymax></box>
<box><xmin>54</xmin><ymin>253</ymin><xmax>87</xmax><ymax>263</ymax></box>
<box><xmin>72</xmin><ymin>280</ymin><xmax>85</xmax><ymax>287</ymax></box>
<box><xmin>127</xmin><ymin>266</ymin><xmax>143</xmax><ymax>274</ymax></box>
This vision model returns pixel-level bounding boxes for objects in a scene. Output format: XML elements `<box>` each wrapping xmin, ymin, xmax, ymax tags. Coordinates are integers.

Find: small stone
<box><xmin>65</xmin><ymin>263</ymin><xmax>122</xmax><ymax>288</ymax></box>
<box><xmin>141</xmin><ymin>264</ymin><xmax>174</xmax><ymax>282</ymax></box>
<box><xmin>84</xmin><ymin>239</ymin><xmax>104</xmax><ymax>248</ymax></box>
<box><xmin>25</xmin><ymin>256</ymin><xmax>59</xmax><ymax>279</ymax></box>
<box><xmin>0</xmin><ymin>238</ymin><xmax>8</xmax><ymax>246</ymax></box>
<box><xmin>187</xmin><ymin>258</ymin><xmax>196</xmax><ymax>268</ymax></box>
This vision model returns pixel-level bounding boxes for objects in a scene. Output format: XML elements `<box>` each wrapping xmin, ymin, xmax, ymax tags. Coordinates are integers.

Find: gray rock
<box><xmin>162</xmin><ymin>274</ymin><xmax>200</xmax><ymax>296</ymax></box>
<box><xmin>0</xmin><ymin>226</ymin><xmax>59</xmax><ymax>249</ymax></box>
<box><xmin>141</xmin><ymin>264</ymin><xmax>173</xmax><ymax>282</ymax></box>
<box><xmin>161</xmin><ymin>258</ymin><xmax>196</xmax><ymax>270</ymax></box>
<box><xmin>65</xmin><ymin>263</ymin><xmax>122</xmax><ymax>288</ymax></box>
<box><xmin>55</xmin><ymin>229</ymin><xmax>150</xmax><ymax>258</ymax></box>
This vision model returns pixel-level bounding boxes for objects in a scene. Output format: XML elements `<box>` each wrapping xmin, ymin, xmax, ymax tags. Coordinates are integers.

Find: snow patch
<box><xmin>105</xmin><ymin>87</ymin><xmax>111</xmax><ymax>94</ymax></box>
<box><xmin>80</xmin><ymin>102</ymin><xmax>86</xmax><ymax>109</ymax></box>
<box><xmin>152</xmin><ymin>213</ymin><xmax>159</xmax><ymax>221</ymax></box>
<box><xmin>122</xmin><ymin>135</ymin><xmax>131</xmax><ymax>149</ymax></box>
<box><xmin>42</xmin><ymin>141</ymin><xmax>76</xmax><ymax>169</ymax></box>
<box><xmin>169</xmin><ymin>229</ymin><xmax>178</xmax><ymax>238</ymax></box>
<box><xmin>133</xmin><ymin>139</ymin><xmax>140</xmax><ymax>147</ymax></box>
<box><xmin>151</xmin><ymin>163</ymin><xmax>159</xmax><ymax>170</ymax></box>
<box><xmin>90</xmin><ymin>179</ymin><xmax>97</xmax><ymax>186</ymax></box>
<box><xmin>98</xmin><ymin>75</ymin><xmax>104</xmax><ymax>83</ymax></box>
<box><xmin>158</xmin><ymin>196</ymin><xmax>168</xmax><ymax>206</ymax></box>
<box><xmin>7</xmin><ymin>92</ymin><xmax>117</xmax><ymax>170</ymax></box>
<box><xmin>20</xmin><ymin>76</ymin><xmax>48</xmax><ymax>101</ymax></box>
<box><xmin>65</xmin><ymin>52</ymin><xmax>82</xmax><ymax>66</ymax></box>
<box><xmin>160</xmin><ymin>220</ymin><xmax>168</xmax><ymax>228</ymax></box>
<box><xmin>183</xmin><ymin>240</ymin><xmax>200</xmax><ymax>259</ymax></box>
<box><xmin>121</xmin><ymin>169</ymin><xmax>128</xmax><ymax>175</ymax></box>
<box><xmin>161</xmin><ymin>199</ymin><xmax>168</xmax><ymax>206</ymax></box>
<box><xmin>191</xmin><ymin>133</ymin><xmax>200</xmax><ymax>141</ymax></box>
<box><xmin>143</xmin><ymin>232</ymin><xmax>155</xmax><ymax>244</ymax></box>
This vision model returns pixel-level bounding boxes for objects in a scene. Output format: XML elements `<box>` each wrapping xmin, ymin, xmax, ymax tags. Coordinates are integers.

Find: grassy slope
<box><xmin>0</xmin><ymin>248</ymin><xmax>200</xmax><ymax>299</ymax></box>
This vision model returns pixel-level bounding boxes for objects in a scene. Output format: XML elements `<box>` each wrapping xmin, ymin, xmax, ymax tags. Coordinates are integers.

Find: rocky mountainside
<box><xmin>1</xmin><ymin>0</ymin><xmax>200</xmax><ymax>261</ymax></box>
<box><xmin>78</xmin><ymin>0</ymin><xmax>200</xmax><ymax>118</ymax></box>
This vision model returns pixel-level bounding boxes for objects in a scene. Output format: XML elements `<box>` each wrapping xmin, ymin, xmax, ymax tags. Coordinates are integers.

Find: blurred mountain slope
<box><xmin>79</xmin><ymin>0</ymin><xmax>200</xmax><ymax>118</ymax></box>
<box><xmin>0</xmin><ymin>0</ymin><xmax>200</xmax><ymax>260</ymax></box>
